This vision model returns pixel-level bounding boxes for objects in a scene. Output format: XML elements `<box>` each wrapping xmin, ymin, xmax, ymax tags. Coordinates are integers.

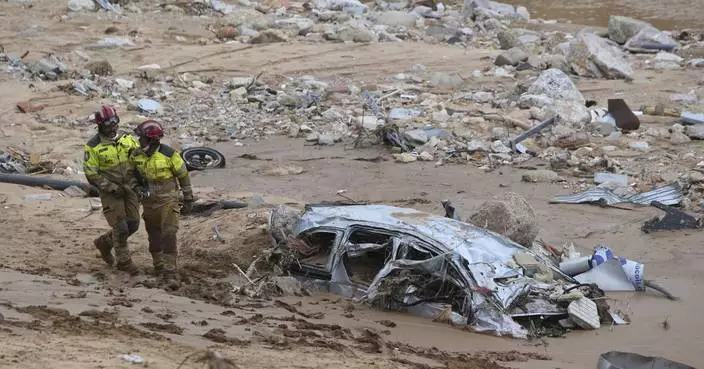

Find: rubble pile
<box><xmin>2</xmin><ymin>1</ymin><xmax>704</xmax><ymax>207</ymax></box>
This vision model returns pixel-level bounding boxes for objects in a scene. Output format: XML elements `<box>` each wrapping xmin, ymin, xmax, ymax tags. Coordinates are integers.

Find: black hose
<box><xmin>0</xmin><ymin>173</ymin><xmax>98</xmax><ymax>196</ymax></box>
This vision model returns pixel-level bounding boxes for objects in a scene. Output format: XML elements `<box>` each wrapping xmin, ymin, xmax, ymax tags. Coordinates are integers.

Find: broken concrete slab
<box><xmin>567</xmin><ymin>31</ymin><xmax>634</xmax><ymax>80</ymax></box>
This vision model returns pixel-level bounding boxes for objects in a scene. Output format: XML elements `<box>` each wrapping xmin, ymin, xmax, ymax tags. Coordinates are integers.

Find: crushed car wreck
<box><xmin>268</xmin><ymin>203</ymin><xmax>597</xmax><ymax>339</ymax></box>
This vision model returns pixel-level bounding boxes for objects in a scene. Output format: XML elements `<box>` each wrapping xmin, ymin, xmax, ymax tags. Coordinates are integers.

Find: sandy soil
<box><xmin>1</xmin><ymin>1</ymin><xmax>703</xmax><ymax>369</ymax></box>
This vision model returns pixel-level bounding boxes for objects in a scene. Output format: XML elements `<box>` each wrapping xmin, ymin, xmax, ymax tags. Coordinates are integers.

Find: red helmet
<box><xmin>135</xmin><ymin>120</ymin><xmax>164</xmax><ymax>140</ymax></box>
<box><xmin>93</xmin><ymin>105</ymin><xmax>119</xmax><ymax>126</ymax></box>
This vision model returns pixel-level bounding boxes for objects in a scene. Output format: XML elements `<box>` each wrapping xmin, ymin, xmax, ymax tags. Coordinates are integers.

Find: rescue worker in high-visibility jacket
<box><xmin>83</xmin><ymin>105</ymin><xmax>141</xmax><ymax>274</ymax></box>
<box><xmin>130</xmin><ymin>120</ymin><xmax>194</xmax><ymax>290</ymax></box>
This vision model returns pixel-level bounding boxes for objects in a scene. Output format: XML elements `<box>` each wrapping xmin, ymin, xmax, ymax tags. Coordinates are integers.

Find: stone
<box><xmin>538</xmin><ymin>54</ymin><xmax>571</xmax><ymax>74</ymax></box>
<box><xmin>404</xmin><ymin>129</ymin><xmax>429</xmax><ymax>144</ymax></box>
<box><xmin>418</xmin><ymin>151</ymin><xmax>434</xmax><ymax>161</ymax></box>
<box><xmin>519</xmin><ymin>69</ymin><xmax>590</xmax><ymax>127</ymax></box>
<box><xmin>231</xmin><ymin>87</ymin><xmax>248</xmax><ymax>99</ymax></box>
<box><xmin>469</xmin><ymin>192</ymin><xmax>539</xmax><ymax>247</ymax></box>
<box><xmin>497</xmin><ymin>30</ymin><xmax>521</xmax><ymax>50</ymax></box>
<box><xmin>114</xmin><ymin>78</ymin><xmax>134</xmax><ymax>91</ymax></box>
<box><xmin>324</xmin><ymin>23</ymin><xmax>378</xmax><ymax>43</ymax></box>
<box><xmin>568</xmin><ymin>298</ymin><xmax>600</xmax><ymax>330</ymax></box>
<box><xmin>608</xmin><ymin>16</ymin><xmax>652</xmax><ymax>44</ymax></box>
<box><xmin>275</xmin><ymin>17</ymin><xmax>315</xmax><ymax>35</ymax></box>
<box><xmin>431</xmin><ymin>109</ymin><xmax>451</xmax><ymax>123</ymax></box>
<box><xmin>495</xmin><ymin>47</ymin><xmax>529</xmax><ymax>67</ymax></box>
<box><xmin>524</xmin><ymin>68</ymin><xmax>585</xmax><ymax>102</ymax></box>
<box><xmin>429</xmin><ymin>73</ymin><xmax>463</xmax><ymax>88</ymax></box>
<box><xmin>521</xmin><ymin>169</ymin><xmax>561</xmax><ymax>183</ymax></box>
<box><xmin>86</xmin><ymin>60</ymin><xmax>113</xmax><ymax>76</ymax></box>
<box><xmin>466</xmin><ymin>139</ymin><xmax>490</xmax><ymax>152</ymax></box>
<box><xmin>652</xmin><ymin>52</ymin><xmax>683</xmax><ymax>70</ymax></box>
<box><xmin>492</xmin><ymin>127</ymin><xmax>509</xmax><ymax>140</ymax></box>
<box><xmin>625</xmin><ymin>27</ymin><xmax>679</xmax><ymax>52</ymax></box>
<box><xmin>230</xmin><ymin>77</ymin><xmax>254</xmax><ymax>89</ymax></box>
<box><xmin>68</xmin><ymin>0</ymin><xmax>95</xmax><ymax>12</ymax></box>
<box><xmin>317</xmin><ymin>133</ymin><xmax>335</xmax><ymax>145</ymax></box>
<box><xmin>250</xmin><ymin>29</ymin><xmax>289</xmax><ymax>44</ymax></box>
<box><xmin>567</xmin><ymin>31</ymin><xmax>634</xmax><ymax>80</ymax></box>
<box><xmin>288</xmin><ymin>124</ymin><xmax>301</xmax><ymax>138</ymax></box>
<box><xmin>394</xmin><ymin>153</ymin><xmax>417</xmax><ymax>163</ymax></box>
<box><xmin>471</xmin><ymin>91</ymin><xmax>494</xmax><ymax>103</ymax></box>
<box><xmin>490</xmin><ymin>140</ymin><xmax>511</xmax><ymax>153</ymax></box>
<box><xmin>670</xmin><ymin>131</ymin><xmax>691</xmax><ymax>144</ymax></box>
<box><xmin>685</xmin><ymin>125</ymin><xmax>704</xmax><ymax>140</ymax></box>
<box><xmin>689</xmin><ymin>171</ymin><xmax>704</xmax><ymax>184</ymax></box>
<box><xmin>356</xmin><ymin>116</ymin><xmax>383</xmax><ymax>131</ymax></box>
<box><xmin>374</xmin><ymin>11</ymin><xmax>419</xmax><ymax>27</ymax></box>
<box><xmin>516</xmin><ymin>6</ymin><xmax>530</xmax><ymax>20</ymax></box>
<box><xmin>305</xmin><ymin>133</ymin><xmax>319</xmax><ymax>142</ymax></box>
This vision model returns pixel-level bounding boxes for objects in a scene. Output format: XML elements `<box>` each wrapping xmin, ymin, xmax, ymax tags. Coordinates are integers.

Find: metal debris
<box><xmin>550</xmin><ymin>183</ymin><xmax>683</xmax><ymax>206</ymax></box>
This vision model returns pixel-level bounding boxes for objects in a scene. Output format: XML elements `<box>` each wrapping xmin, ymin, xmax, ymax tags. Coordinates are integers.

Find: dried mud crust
<box><xmin>0</xmin><ymin>304</ymin><xmax>166</xmax><ymax>341</ymax></box>
<box><xmin>179</xmin><ymin>207</ymin><xmax>274</xmax><ymax>279</ymax></box>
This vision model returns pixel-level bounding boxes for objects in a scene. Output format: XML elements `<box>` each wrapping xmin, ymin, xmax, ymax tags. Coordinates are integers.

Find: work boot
<box><xmin>116</xmin><ymin>260</ymin><xmax>140</xmax><ymax>276</ymax></box>
<box><xmin>93</xmin><ymin>235</ymin><xmax>114</xmax><ymax>266</ymax></box>
<box><xmin>161</xmin><ymin>253</ymin><xmax>181</xmax><ymax>291</ymax></box>
<box><xmin>114</xmin><ymin>246</ymin><xmax>139</xmax><ymax>276</ymax></box>
<box><xmin>151</xmin><ymin>252</ymin><xmax>165</xmax><ymax>275</ymax></box>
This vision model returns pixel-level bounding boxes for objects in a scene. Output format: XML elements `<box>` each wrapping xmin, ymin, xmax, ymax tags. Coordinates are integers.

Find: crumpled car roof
<box><xmin>294</xmin><ymin>204</ymin><xmax>530</xmax><ymax>286</ymax></box>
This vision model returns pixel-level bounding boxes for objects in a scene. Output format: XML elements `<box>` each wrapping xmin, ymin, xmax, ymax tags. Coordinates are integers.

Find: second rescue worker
<box><xmin>130</xmin><ymin>120</ymin><xmax>194</xmax><ymax>290</ymax></box>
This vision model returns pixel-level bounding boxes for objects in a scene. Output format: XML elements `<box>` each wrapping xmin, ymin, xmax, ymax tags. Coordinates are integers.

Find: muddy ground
<box><xmin>1</xmin><ymin>1</ymin><xmax>703</xmax><ymax>368</ymax></box>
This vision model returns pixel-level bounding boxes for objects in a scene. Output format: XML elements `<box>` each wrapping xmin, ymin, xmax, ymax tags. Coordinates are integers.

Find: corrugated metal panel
<box><xmin>551</xmin><ymin>183</ymin><xmax>682</xmax><ymax>206</ymax></box>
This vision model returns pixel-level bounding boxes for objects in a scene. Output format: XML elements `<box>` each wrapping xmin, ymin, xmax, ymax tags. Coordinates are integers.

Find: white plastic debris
<box><xmin>137</xmin><ymin>99</ymin><xmax>161</xmax><ymax>113</ymax></box>
<box><xmin>567</xmin><ymin>297</ymin><xmax>600</xmax><ymax>329</ymax></box>
<box><xmin>119</xmin><ymin>354</ymin><xmax>145</xmax><ymax>364</ymax></box>
<box><xmin>88</xmin><ymin>37</ymin><xmax>135</xmax><ymax>49</ymax></box>
<box><xmin>138</xmin><ymin>64</ymin><xmax>161</xmax><ymax>70</ymax></box>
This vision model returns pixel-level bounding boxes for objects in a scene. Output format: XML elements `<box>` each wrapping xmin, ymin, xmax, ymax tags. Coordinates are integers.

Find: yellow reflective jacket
<box><xmin>130</xmin><ymin>144</ymin><xmax>192</xmax><ymax>200</ymax></box>
<box><xmin>83</xmin><ymin>133</ymin><xmax>139</xmax><ymax>191</ymax></box>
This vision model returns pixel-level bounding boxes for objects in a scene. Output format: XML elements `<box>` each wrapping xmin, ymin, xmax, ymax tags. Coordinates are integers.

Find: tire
<box><xmin>181</xmin><ymin>147</ymin><xmax>226</xmax><ymax>171</ymax></box>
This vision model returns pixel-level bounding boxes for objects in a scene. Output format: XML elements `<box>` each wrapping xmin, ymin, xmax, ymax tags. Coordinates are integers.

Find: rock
<box><xmin>305</xmin><ymin>133</ymin><xmax>319</xmax><ymax>142</ymax></box>
<box><xmin>519</xmin><ymin>69</ymin><xmax>590</xmax><ymax>127</ymax></box>
<box><xmin>516</xmin><ymin>6</ymin><xmax>530</xmax><ymax>20</ymax></box>
<box><xmin>231</xmin><ymin>87</ymin><xmax>248</xmax><ymax>99</ymax></box>
<box><xmin>394</xmin><ymin>153</ymin><xmax>417</xmax><ymax>163</ymax></box>
<box><xmin>114</xmin><ymin>78</ymin><xmax>134</xmax><ymax>91</ymax></box>
<box><xmin>689</xmin><ymin>59</ymin><xmax>704</xmax><ymax>68</ymax></box>
<box><xmin>521</xmin><ymin>169</ymin><xmax>561</xmax><ymax>183</ymax></box>
<box><xmin>324</xmin><ymin>23</ymin><xmax>378</xmax><ymax>43</ymax></box>
<box><xmin>652</xmin><ymin>52</ymin><xmax>683</xmax><ymax>70</ymax></box>
<box><xmin>490</xmin><ymin>140</ymin><xmax>511</xmax><ymax>153</ymax></box>
<box><xmin>567</xmin><ymin>31</ymin><xmax>634</xmax><ymax>80</ymax></box>
<box><xmin>491</xmin><ymin>127</ymin><xmax>509</xmax><ymax>140</ymax></box>
<box><xmin>68</xmin><ymin>0</ymin><xmax>95</xmax><ymax>12</ymax></box>
<box><xmin>469</xmin><ymin>192</ymin><xmax>539</xmax><ymax>247</ymax></box>
<box><xmin>250</xmin><ymin>29</ymin><xmax>289</xmax><ymax>44</ymax></box>
<box><xmin>429</xmin><ymin>73</ymin><xmax>463</xmax><ymax>88</ymax></box>
<box><xmin>625</xmin><ymin>27</ymin><xmax>679</xmax><ymax>52</ymax></box>
<box><xmin>275</xmin><ymin>17</ymin><xmax>315</xmax><ymax>35</ymax></box>
<box><xmin>608</xmin><ymin>16</ymin><xmax>652</xmax><ymax>44</ymax></box>
<box><xmin>466</xmin><ymin>139</ymin><xmax>490</xmax><ymax>152</ymax></box>
<box><xmin>525</xmin><ymin>68</ymin><xmax>585</xmax><ymax>102</ymax></box>
<box><xmin>418</xmin><ymin>151</ymin><xmax>434</xmax><ymax>161</ymax></box>
<box><xmin>495</xmin><ymin>47</ymin><xmax>529</xmax><ymax>67</ymax></box>
<box><xmin>497</xmin><ymin>30</ymin><xmax>521</xmax><ymax>50</ymax></box>
<box><xmin>671</xmin><ymin>131</ymin><xmax>691</xmax><ymax>144</ymax></box>
<box><xmin>230</xmin><ymin>77</ymin><xmax>254</xmax><ymax>89</ymax></box>
<box><xmin>404</xmin><ymin>129</ymin><xmax>429</xmax><ymax>144</ymax></box>
<box><xmin>568</xmin><ymin>298</ymin><xmax>600</xmax><ymax>330</ymax></box>
<box><xmin>374</xmin><ymin>11</ymin><xmax>419</xmax><ymax>27</ymax></box>
<box><xmin>317</xmin><ymin>133</ymin><xmax>335</xmax><ymax>145</ymax></box>
<box><xmin>288</xmin><ymin>124</ymin><xmax>301</xmax><ymax>138</ymax></box>
<box><xmin>215</xmin><ymin>25</ymin><xmax>240</xmax><ymax>39</ymax></box>
<box><xmin>688</xmin><ymin>171</ymin><xmax>704</xmax><ymax>184</ymax></box>
<box><xmin>471</xmin><ymin>91</ymin><xmax>494</xmax><ymax>103</ymax></box>
<box><xmin>685</xmin><ymin>125</ymin><xmax>704</xmax><ymax>140</ymax></box>
<box><xmin>86</xmin><ymin>60</ymin><xmax>113</xmax><ymax>76</ymax></box>
<box><xmin>538</xmin><ymin>54</ymin><xmax>571</xmax><ymax>74</ymax></box>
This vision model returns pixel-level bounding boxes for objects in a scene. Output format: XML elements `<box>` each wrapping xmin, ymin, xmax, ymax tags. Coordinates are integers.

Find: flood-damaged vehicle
<box><xmin>268</xmin><ymin>203</ymin><xmax>576</xmax><ymax>338</ymax></box>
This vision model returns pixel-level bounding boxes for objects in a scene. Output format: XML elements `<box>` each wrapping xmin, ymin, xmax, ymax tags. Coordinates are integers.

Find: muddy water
<box><xmin>502</xmin><ymin>0</ymin><xmax>704</xmax><ymax>30</ymax></box>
